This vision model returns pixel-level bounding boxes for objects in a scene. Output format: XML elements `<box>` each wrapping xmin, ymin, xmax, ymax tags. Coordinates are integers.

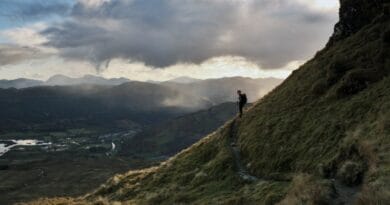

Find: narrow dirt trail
<box><xmin>227</xmin><ymin>119</ymin><xmax>258</xmax><ymax>182</ymax></box>
<box><xmin>227</xmin><ymin>118</ymin><xmax>360</xmax><ymax>204</ymax></box>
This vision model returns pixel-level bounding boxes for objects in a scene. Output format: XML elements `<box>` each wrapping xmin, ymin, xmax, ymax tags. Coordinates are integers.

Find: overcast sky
<box><xmin>0</xmin><ymin>0</ymin><xmax>339</xmax><ymax>81</ymax></box>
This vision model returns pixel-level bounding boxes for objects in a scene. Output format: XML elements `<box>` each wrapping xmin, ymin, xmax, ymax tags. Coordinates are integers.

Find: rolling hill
<box><xmin>0</xmin><ymin>82</ymin><xmax>211</xmax><ymax>132</ymax></box>
<box><xmin>120</xmin><ymin>102</ymin><xmax>241</xmax><ymax>157</ymax></box>
<box><xmin>23</xmin><ymin>1</ymin><xmax>390</xmax><ymax>204</ymax></box>
<box><xmin>0</xmin><ymin>78</ymin><xmax>43</xmax><ymax>89</ymax></box>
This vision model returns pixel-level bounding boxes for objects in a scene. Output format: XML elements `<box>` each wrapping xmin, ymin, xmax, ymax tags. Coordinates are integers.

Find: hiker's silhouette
<box><xmin>237</xmin><ymin>90</ymin><xmax>247</xmax><ymax>118</ymax></box>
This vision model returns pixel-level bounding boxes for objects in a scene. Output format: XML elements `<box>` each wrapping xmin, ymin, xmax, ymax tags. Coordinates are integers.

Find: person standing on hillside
<box><xmin>237</xmin><ymin>90</ymin><xmax>247</xmax><ymax>118</ymax></box>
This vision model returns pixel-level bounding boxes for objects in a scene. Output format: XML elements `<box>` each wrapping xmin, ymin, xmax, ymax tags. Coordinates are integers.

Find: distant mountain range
<box><xmin>0</xmin><ymin>75</ymin><xmax>130</xmax><ymax>88</ymax></box>
<box><xmin>0</xmin><ymin>75</ymin><xmax>281</xmax><ymax>93</ymax></box>
<box><xmin>164</xmin><ymin>76</ymin><xmax>201</xmax><ymax>84</ymax></box>
<box><xmin>0</xmin><ymin>75</ymin><xmax>282</xmax><ymax>104</ymax></box>
<box><xmin>0</xmin><ymin>78</ymin><xmax>44</xmax><ymax>89</ymax></box>
<box><xmin>0</xmin><ymin>82</ymin><xmax>211</xmax><ymax>131</ymax></box>
<box><xmin>45</xmin><ymin>74</ymin><xmax>130</xmax><ymax>86</ymax></box>
<box><xmin>0</xmin><ymin>76</ymin><xmax>282</xmax><ymax>132</ymax></box>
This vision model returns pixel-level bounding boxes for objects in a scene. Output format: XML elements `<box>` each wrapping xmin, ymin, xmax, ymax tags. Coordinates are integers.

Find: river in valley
<box><xmin>0</xmin><ymin>140</ymin><xmax>52</xmax><ymax>157</ymax></box>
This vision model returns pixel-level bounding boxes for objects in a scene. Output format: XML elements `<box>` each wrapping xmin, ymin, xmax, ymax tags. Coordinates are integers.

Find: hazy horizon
<box><xmin>0</xmin><ymin>73</ymin><xmax>284</xmax><ymax>82</ymax></box>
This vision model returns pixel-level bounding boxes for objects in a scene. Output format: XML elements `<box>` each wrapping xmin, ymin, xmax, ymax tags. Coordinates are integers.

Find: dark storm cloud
<box><xmin>41</xmin><ymin>0</ymin><xmax>337</xmax><ymax>69</ymax></box>
<box><xmin>0</xmin><ymin>0</ymin><xmax>71</xmax><ymax>21</ymax></box>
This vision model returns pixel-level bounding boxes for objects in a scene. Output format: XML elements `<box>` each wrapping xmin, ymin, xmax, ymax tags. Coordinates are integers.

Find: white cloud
<box><xmin>0</xmin><ymin>44</ymin><xmax>50</xmax><ymax>65</ymax></box>
<box><xmin>1</xmin><ymin>22</ymin><xmax>57</xmax><ymax>55</ymax></box>
<box><xmin>100</xmin><ymin>56</ymin><xmax>295</xmax><ymax>81</ymax></box>
<box><xmin>0</xmin><ymin>56</ymin><xmax>96</xmax><ymax>79</ymax></box>
<box><xmin>0</xmin><ymin>55</ymin><xmax>295</xmax><ymax>81</ymax></box>
<box><xmin>297</xmin><ymin>0</ymin><xmax>339</xmax><ymax>10</ymax></box>
<box><xmin>77</xmin><ymin>0</ymin><xmax>113</xmax><ymax>8</ymax></box>
<box><xmin>0</xmin><ymin>23</ymin><xmax>60</xmax><ymax>66</ymax></box>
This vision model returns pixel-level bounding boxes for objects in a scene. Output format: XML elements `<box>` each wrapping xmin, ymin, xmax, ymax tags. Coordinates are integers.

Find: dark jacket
<box><xmin>238</xmin><ymin>93</ymin><xmax>247</xmax><ymax>105</ymax></box>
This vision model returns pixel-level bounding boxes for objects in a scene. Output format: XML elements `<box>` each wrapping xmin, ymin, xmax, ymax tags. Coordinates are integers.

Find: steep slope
<box><xmin>24</xmin><ymin>1</ymin><xmax>390</xmax><ymax>204</ymax></box>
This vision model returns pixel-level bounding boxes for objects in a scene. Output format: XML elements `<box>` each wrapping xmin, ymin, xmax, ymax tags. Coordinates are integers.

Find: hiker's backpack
<box><xmin>241</xmin><ymin>94</ymin><xmax>247</xmax><ymax>104</ymax></box>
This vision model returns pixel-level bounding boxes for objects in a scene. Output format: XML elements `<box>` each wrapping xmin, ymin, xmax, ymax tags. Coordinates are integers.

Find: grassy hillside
<box><xmin>23</xmin><ymin>1</ymin><xmax>390</xmax><ymax>204</ymax></box>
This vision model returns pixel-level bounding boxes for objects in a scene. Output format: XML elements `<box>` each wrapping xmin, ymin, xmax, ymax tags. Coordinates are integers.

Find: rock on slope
<box><xmin>23</xmin><ymin>0</ymin><xmax>390</xmax><ymax>204</ymax></box>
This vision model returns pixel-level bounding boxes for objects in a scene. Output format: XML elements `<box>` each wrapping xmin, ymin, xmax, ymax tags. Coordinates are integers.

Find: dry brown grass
<box><xmin>277</xmin><ymin>174</ymin><xmax>332</xmax><ymax>205</ymax></box>
<box><xmin>356</xmin><ymin>184</ymin><xmax>390</xmax><ymax>205</ymax></box>
<box><xmin>16</xmin><ymin>197</ymin><xmax>88</xmax><ymax>205</ymax></box>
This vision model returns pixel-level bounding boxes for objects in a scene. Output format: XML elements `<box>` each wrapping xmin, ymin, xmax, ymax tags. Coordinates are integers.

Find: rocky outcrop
<box><xmin>329</xmin><ymin>0</ymin><xmax>389</xmax><ymax>44</ymax></box>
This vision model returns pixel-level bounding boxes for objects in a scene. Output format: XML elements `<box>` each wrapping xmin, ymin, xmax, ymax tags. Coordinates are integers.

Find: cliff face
<box><xmin>25</xmin><ymin>1</ymin><xmax>390</xmax><ymax>205</ymax></box>
<box><xmin>330</xmin><ymin>0</ymin><xmax>388</xmax><ymax>43</ymax></box>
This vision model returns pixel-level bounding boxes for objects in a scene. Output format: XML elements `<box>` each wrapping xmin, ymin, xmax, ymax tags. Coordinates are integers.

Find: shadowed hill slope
<box><xmin>0</xmin><ymin>82</ymin><xmax>212</xmax><ymax>131</ymax></box>
<box><xmin>23</xmin><ymin>0</ymin><xmax>390</xmax><ymax>204</ymax></box>
<box><xmin>120</xmin><ymin>102</ymin><xmax>240</xmax><ymax>157</ymax></box>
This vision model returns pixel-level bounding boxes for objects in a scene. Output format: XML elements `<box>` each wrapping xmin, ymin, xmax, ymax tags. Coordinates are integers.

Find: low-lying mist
<box><xmin>0</xmin><ymin>76</ymin><xmax>282</xmax><ymax>132</ymax></box>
